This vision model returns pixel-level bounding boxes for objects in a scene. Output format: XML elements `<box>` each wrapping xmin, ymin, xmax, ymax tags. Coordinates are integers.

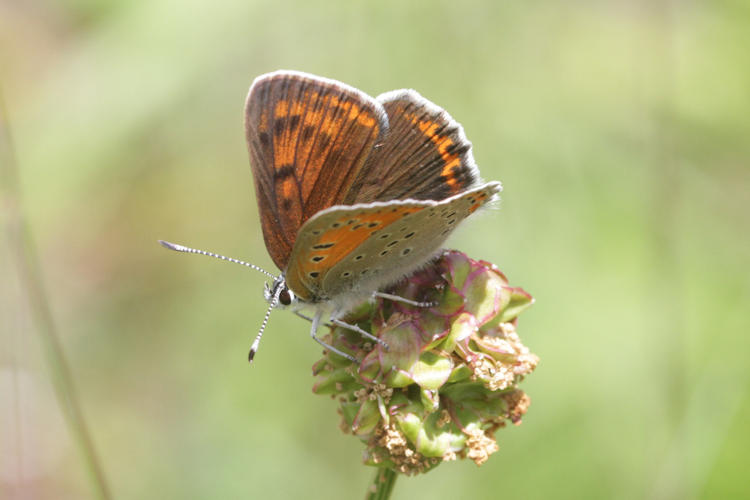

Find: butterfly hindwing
<box><xmin>245</xmin><ymin>71</ymin><xmax>388</xmax><ymax>270</ymax></box>
<box><xmin>285</xmin><ymin>182</ymin><xmax>501</xmax><ymax>302</ymax></box>
<box><xmin>348</xmin><ymin>90</ymin><xmax>480</xmax><ymax>204</ymax></box>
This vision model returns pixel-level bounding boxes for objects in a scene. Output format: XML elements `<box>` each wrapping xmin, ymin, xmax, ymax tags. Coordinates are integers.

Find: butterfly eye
<box><xmin>279</xmin><ymin>288</ymin><xmax>294</xmax><ymax>306</ymax></box>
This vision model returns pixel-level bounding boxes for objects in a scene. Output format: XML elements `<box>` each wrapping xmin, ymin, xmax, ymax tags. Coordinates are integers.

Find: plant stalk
<box><xmin>366</xmin><ymin>468</ymin><xmax>398</xmax><ymax>500</ymax></box>
<box><xmin>1</xmin><ymin>90</ymin><xmax>112</xmax><ymax>499</ymax></box>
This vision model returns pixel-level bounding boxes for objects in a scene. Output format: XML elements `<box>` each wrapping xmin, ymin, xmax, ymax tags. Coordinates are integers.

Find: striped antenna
<box><xmin>248</xmin><ymin>278</ymin><xmax>284</xmax><ymax>363</ymax></box>
<box><xmin>158</xmin><ymin>240</ymin><xmax>275</xmax><ymax>279</ymax></box>
<box><xmin>159</xmin><ymin>239</ymin><xmax>283</xmax><ymax>363</ymax></box>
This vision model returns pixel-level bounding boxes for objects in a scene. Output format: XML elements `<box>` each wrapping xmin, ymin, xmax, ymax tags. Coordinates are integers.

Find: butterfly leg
<box><xmin>373</xmin><ymin>291</ymin><xmax>437</xmax><ymax>308</ymax></box>
<box><xmin>310</xmin><ymin>311</ymin><xmax>357</xmax><ymax>362</ymax></box>
<box><xmin>294</xmin><ymin>311</ymin><xmax>314</xmax><ymax>322</ymax></box>
<box><xmin>329</xmin><ymin>318</ymin><xmax>389</xmax><ymax>350</ymax></box>
<box><xmin>302</xmin><ymin>311</ymin><xmax>387</xmax><ymax>350</ymax></box>
<box><xmin>294</xmin><ymin>310</ymin><xmax>333</xmax><ymax>328</ymax></box>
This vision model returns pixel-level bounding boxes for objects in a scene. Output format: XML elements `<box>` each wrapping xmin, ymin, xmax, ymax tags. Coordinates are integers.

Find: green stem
<box><xmin>1</xmin><ymin>91</ymin><xmax>112</xmax><ymax>499</ymax></box>
<box><xmin>366</xmin><ymin>468</ymin><xmax>398</xmax><ymax>500</ymax></box>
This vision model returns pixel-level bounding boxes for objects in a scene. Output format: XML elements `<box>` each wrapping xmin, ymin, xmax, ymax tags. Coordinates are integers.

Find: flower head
<box><xmin>313</xmin><ymin>250</ymin><xmax>537</xmax><ymax>475</ymax></box>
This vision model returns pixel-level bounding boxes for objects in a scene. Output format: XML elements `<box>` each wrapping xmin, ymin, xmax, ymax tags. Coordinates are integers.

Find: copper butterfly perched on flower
<box><xmin>161</xmin><ymin>70</ymin><xmax>502</xmax><ymax>362</ymax></box>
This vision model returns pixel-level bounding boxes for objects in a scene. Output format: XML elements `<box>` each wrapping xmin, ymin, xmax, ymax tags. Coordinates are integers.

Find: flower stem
<box><xmin>366</xmin><ymin>468</ymin><xmax>398</xmax><ymax>500</ymax></box>
<box><xmin>0</xmin><ymin>89</ymin><xmax>112</xmax><ymax>499</ymax></box>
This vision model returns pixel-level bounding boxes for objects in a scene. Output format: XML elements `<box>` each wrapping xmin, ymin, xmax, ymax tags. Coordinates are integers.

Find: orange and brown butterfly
<box><xmin>162</xmin><ymin>70</ymin><xmax>501</xmax><ymax>362</ymax></box>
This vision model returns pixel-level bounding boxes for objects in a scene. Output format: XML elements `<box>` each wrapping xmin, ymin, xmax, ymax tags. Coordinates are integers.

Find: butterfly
<box><xmin>161</xmin><ymin>70</ymin><xmax>501</xmax><ymax>363</ymax></box>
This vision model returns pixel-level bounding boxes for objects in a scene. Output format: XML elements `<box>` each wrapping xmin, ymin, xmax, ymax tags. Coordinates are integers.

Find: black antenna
<box><xmin>158</xmin><ymin>240</ymin><xmax>275</xmax><ymax>279</ymax></box>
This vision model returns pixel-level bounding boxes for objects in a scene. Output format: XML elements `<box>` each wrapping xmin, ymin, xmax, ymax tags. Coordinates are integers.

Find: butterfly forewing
<box><xmin>245</xmin><ymin>71</ymin><xmax>388</xmax><ymax>270</ymax></box>
<box><xmin>285</xmin><ymin>182</ymin><xmax>501</xmax><ymax>302</ymax></box>
<box><xmin>349</xmin><ymin>90</ymin><xmax>479</xmax><ymax>204</ymax></box>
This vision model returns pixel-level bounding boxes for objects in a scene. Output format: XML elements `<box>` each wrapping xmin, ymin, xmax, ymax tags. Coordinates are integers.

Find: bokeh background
<box><xmin>2</xmin><ymin>1</ymin><xmax>749</xmax><ymax>499</ymax></box>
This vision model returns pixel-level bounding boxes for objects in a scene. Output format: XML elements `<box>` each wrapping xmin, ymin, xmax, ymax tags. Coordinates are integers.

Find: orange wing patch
<box><xmin>269</xmin><ymin>89</ymin><xmax>381</xmax><ymax>203</ymax></box>
<box><xmin>285</xmin><ymin>183</ymin><xmax>501</xmax><ymax>301</ymax></box>
<box><xmin>465</xmin><ymin>189</ymin><xmax>489</xmax><ymax>214</ymax></box>
<box><xmin>285</xmin><ymin>205</ymin><xmax>424</xmax><ymax>300</ymax></box>
<box><xmin>301</xmin><ymin>208</ymin><xmax>421</xmax><ymax>275</ymax></box>
<box><xmin>413</xmin><ymin>117</ymin><xmax>463</xmax><ymax>191</ymax></box>
<box><xmin>350</xmin><ymin>90</ymin><xmax>479</xmax><ymax>204</ymax></box>
<box><xmin>245</xmin><ymin>72</ymin><xmax>387</xmax><ymax>270</ymax></box>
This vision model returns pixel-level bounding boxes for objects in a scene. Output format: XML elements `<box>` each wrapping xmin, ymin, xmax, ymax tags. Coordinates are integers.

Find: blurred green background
<box><xmin>2</xmin><ymin>1</ymin><xmax>749</xmax><ymax>498</ymax></box>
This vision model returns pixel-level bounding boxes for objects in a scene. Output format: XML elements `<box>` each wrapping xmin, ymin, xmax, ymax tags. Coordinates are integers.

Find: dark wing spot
<box><xmin>274</xmin><ymin>164</ymin><xmax>296</xmax><ymax>180</ymax></box>
<box><xmin>352</xmin><ymin>224</ymin><xmax>364</xmax><ymax>230</ymax></box>
<box><xmin>450</xmin><ymin>163</ymin><xmax>469</xmax><ymax>176</ymax></box>
<box><xmin>354</xmin><ymin>255</ymin><xmax>364</xmax><ymax>261</ymax></box>
<box><xmin>331</xmin><ymin>222</ymin><xmax>341</xmax><ymax>228</ymax></box>
<box><xmin>445</xmin><ymin>142</ymin><xmax>470</xmax><ymax>155</ymax></box>
<box><xmin>309</xmin><ymin>272</ymin><xmax>320</xmax><ymax>278</ymax></box>
<box><xmin>311</xmin><ymin>256</ymin><xmax>325</xmax><ymax>262</ymax></box>
<box><xmin>367</xmin><ymin>222</ymin><xmax>379</xmax><ymax>228</ymax></box>
<box><xmin>401</xmin><ymin>248</ymin><xmax>412</xmax><ymax>256</ymax></box>
<box><xmin>302</xmin><ymin>124</ymin><xmax>315</xmax><ymax>141</ymax></box>
<box><xmin>404</xmin><ymin>232</ymin><xmax>415</xmax><ymax>239</ymax></box>
<box><xmin>319</xmin><ymin>131</ymin><xmax>331</xmax><ymax>149</ymax></box>
<box><xmin>274</xmin><ymin>119</ymin><xmax>286</xmax><ymax>137</ymax></box>
<box><xmin>387</xmin><ymin>240</ymin><xmax>399</xmax><ymax>247</ymax></box>
<box><xmin>281</xmin><ymin>198</ymin><xmax>292</xmax><ymax>211</ymax></box>
<box><xmin>259</xmin><ymin>132</ymin><xmax>271</xmax><ymax>147</ymax></box>
<box><xmin>380</xmin><ymin>250</ymin><xmax>389</xmax><ymax>256</ymax></box>
<box><xmin>289</xmin><ymin>114</ymin><xmax>301</xmax><ymax>131</ymax></box>
<box><xmin>341</xmin><ymin>271</ymin><xmax>351</xmax><ymax>277</ymax></box>
<box><xmin>378</xmin><ymin>233</ymin><xmax>391</xmax><ymax>239</ymax></box>
<box><xmin>313</xmin><ymin>243</ymin><xmax>335</xmax><ymax>249</ymax></box>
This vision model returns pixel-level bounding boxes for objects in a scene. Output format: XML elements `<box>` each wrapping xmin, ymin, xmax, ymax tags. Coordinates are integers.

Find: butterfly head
<box><xmin>263</xmin><ymin>274</ymin><xmax>298</xmax><ymax>309</ymax></box>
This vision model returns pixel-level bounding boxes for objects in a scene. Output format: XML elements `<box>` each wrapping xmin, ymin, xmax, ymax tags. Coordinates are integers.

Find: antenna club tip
<box><xmin>248</xmin><ymin>350</ymin><xmax>256</xmax><ymax>363</ymax></box>
<box><xmin>159</xmin><ymin>240</ymin><xmax>184</xmax><ymax>252</ymax></box>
